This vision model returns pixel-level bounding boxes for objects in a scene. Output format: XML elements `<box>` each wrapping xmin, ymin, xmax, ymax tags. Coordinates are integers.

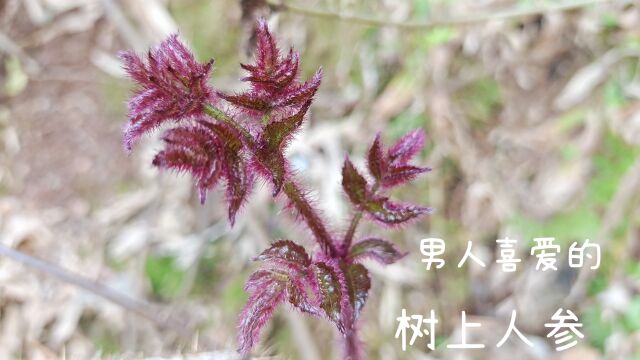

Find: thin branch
<box><xmin>266</xmin><ymin>0</ymin><xmax>612</xmax><ymax>30</ymax></box>
<box><xmin>0</xmin><ymin>243</ymin><xmax>190</xmax><ymax>338</ymax></box>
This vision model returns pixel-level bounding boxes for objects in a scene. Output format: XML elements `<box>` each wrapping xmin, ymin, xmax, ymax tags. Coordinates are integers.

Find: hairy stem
<box><xmin>283</xmin><ymin>181</ymin><xmax>337</xmax><ymax>256</ymax></box>
<box><xmin>342</xmin><ymin>211</ymin><xmax>363</xmax><ymax>254</ymax></box>
<box><xmin>203</xmin><ymin>104</ymin><xmax>255</xmax><ymax>146</ymax></box>
<box><xmin>204</xmin><ymin>103</ymin><xmax>337</xmax><ymax>256</ymax></box>
<box><xmin>342</xmin><ymin>183</ymin><xmax>379</xmax><ymax>253</ymax></box>
<box><xmin>343</xmin><ymin>327</ymin><xmax>364</xmax><ymax>360</ymax></box>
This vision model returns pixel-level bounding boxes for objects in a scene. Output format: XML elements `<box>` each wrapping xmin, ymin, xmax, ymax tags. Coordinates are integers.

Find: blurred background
<box><xmin>1</xmin><ymin>0</ymin><xmax>639</xmax><ymax>359</ymax></box>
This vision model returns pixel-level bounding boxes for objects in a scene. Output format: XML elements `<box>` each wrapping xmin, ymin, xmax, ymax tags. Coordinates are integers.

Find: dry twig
<box><xmin>0</xmin><ymin>243</ymin><xmax>192</xmax><ymax>339</ymax></box>
<box><xmin>266</xmin><ymin>0</ymin><xmax>613</xmax><ymax>30</ymax></box>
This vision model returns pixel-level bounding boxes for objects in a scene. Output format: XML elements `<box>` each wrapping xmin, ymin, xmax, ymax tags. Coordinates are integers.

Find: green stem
<box><xmin>203</xmin><ymin>104</ymin><xmax>255</xmax><ymax>146</ymax></box>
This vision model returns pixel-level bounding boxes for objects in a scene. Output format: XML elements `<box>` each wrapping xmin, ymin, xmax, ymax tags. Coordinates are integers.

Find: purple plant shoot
<box><xmin>120</xmin><ymin>19</ymin><xmax>432</xmax><ymax>359</ymax></box>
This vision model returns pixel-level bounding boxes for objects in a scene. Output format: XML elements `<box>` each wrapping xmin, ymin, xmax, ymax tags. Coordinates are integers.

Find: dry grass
<box><xmin>0</xmin><ymin>0</ymin><xmax>639</xmax><ymax>359</ymax></box>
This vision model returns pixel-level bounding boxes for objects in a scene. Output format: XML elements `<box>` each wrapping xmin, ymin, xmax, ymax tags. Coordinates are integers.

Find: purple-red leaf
<box><xmin>197</xmin><ymin>120</ymin><xmax>243</xmax><ymax>150</ymax></box>
<box><xmin>218</xmin><ymin>92</ymin><xmax>272</xmax><ymax>112</ymax></box>
<box><xmin>244</xmin><ymin>269</ymin><xmax>285</xmax><ymax>293</ymax></box>
<box><xmin>237</xmin><ymin>276</ymin><xmax>285</xmax><ymax>355</ymax></box>
<box><xmin>222</xmin><ymin>69</ymin><xmax>321</xmax><ymax>113</ymax></box>
<box><xmin>222</xmin><ymin>18</ymin><xmax>322</xmax><ymax>115</ymax></box>
<box><xmin>286</xmin><ymin>276</ymin><xmax>322</xmax><ymax>316</ymax></box>
<box><xmin>365</xmin><ymin>197</ymin><xmax>432</xmax><ymax>226</ymax></box>
<box><xmin>363</xmin><ymin>130</ymin><xmax>430</xmax><ymax>190</ymax></box>
<box><xmin>154</xmin><ymin>120</ymin><xmax>251</xmax><ymax>224</ymax></box>
<box><xmin>387</xmin><ymin>129</ymin><xmax>425</xmax><ymax>166</ymax></box>
<box><xmin>196</xmin><ymin>121</ymin><xmax>251</xmax><ymax>224</ymax></box>
<box><xmin>255</xmin><ymin>18</ymin><xmax>279</xmax><ymax>72</ymax></box>
<box><xmin>312</xmin><ymin>261</ymin><xmax>345</xmax><ymax>333</ymax></box>
<box><xmin>254</xmin><ymin>240</ymin><xmax>311</xmax><ymax>269</ymax></box>
<box><xmin>262</xmin><ymin>101</ymin><xmax>310</xmax><ymax>149</ymax></box>
<box><xmin>255</xmin><ymin>101</ymin><xmax>311</xmax><ymax>195</ymax></box>
<box><xmin>152</xmin><ymin>125</ymin><xmax>222</xmax><ymax>201</ymax></box>
<box><xmin>272</xmin><ymin>69</ymin><xmax>322</xmax><ymax>108</ymax></box>
<box><xmin>342</xmin><ymin>158</ymin><xmax>370</xmax><ymax>206</ymax></box>
<box><xmin>348</xmin><ymin>238</ymin><xmax>407</xmax><ymax>264</ymax></box>
<box><xmin>120</xmin><ymin>34</ymin><xmax>215</xmax><ymax>150</ymax></box>
<box><xmin>381</xmin><ymin>165</ymin><xmax>431</xmax><ymax>188</ymax></box>
<box><xmin>367</xmin><ymin>133</ymin><xmax>386</xmax><ymax>182</ymax></box>
<box><xmin>270</xmin><ymin>49</ymin><xmax>300</xmax><ymax>88</ymax></box>
<box><xmin>341</xmin><ymin>263</ymin><xmax>371</xmax><ymax>320</ymax></box>
<box><xmin>257</xmin><ymin>152</ymin><xmax>287</xmax><ymax>196</ymax></box>
<box><xmin>222</xmin><ymin>149</ymin><xmax>249</xmax><ymax>225</ymax></box>
<box><xmin>242</xmin><ymin>49</ymin><xmax>300</xmax><ymax>89</ymax></box>
<box><xmin>153</xmin><ymin>124</ymin><xmax>223</xmax><ymax>202</ymax></box>
<box><xmin>242</xmin><ymin>264</ymin><xmax>321</xmax><ymax>352</ymax></box>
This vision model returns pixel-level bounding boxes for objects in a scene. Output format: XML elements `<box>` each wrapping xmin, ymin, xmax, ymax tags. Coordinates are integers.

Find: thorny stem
<box><xmin>203</xmin><ymin>103</ymin><xmax>338</xmax><ymax>257</ymax></box>
<box><xmin>266</xmin><ymin>0</ymin><xmax>613</xmax><ymax>30</ymax></box>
